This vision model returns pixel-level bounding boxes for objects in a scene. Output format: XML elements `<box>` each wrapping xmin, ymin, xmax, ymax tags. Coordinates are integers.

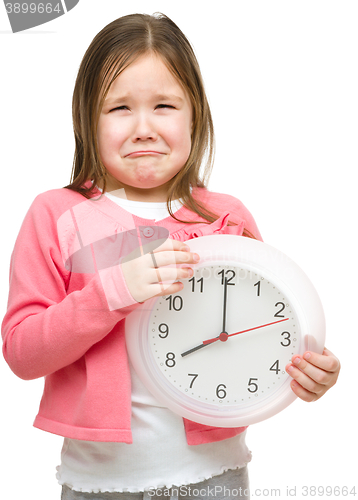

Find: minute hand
<box><xmin>202</xmin><ymin>318</ymin><xmax>289</xmax><ymax>345</ymax></box>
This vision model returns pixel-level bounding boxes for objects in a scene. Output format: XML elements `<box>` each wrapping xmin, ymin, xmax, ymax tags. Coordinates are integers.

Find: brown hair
<box><xmin>66</xmin><ymin>12</ymin><xmax>254</xmax><ymax>237</ymax></box>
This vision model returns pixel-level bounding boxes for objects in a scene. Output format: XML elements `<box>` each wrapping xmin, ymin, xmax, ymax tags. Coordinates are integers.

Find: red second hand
<box><xmin>203</xmin><ymin>318</ymin><xmax>289</xmax><ymax>345</ymax></box>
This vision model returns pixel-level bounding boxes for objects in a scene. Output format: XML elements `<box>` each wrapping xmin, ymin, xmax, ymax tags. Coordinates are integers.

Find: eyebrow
<box><xmin>154</xmin><ymin>94</ymin><xmax>184</xmax><ymax>103</ymax></box>
<box><xmin>105</xmin><ymin>93</ymin><xmax>184</xmax><ymax>105</ymax></box>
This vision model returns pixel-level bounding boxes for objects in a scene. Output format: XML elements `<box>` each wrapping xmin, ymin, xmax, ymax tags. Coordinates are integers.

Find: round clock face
<box><xmin>125</xmin><ymin>235</ymin><xmax>325</xmax><ymax>426</ymax></box>
<box><xmin>148</xmin><ymin>263</ymin><xmax>300</xmax><ymax>408</ymax></box>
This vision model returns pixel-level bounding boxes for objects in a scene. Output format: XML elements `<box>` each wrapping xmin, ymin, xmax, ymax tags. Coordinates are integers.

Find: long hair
<box><xmin>66</xmin><ymin>13</ymin><xmax>253</xmax><ymax>236</ymax></box>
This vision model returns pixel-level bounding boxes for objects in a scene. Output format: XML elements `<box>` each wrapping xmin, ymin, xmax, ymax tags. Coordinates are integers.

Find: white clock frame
<box><xmin>125</xmin><ymin>235</ymin><xmax>325</xmax><ymax>427</ymax></box>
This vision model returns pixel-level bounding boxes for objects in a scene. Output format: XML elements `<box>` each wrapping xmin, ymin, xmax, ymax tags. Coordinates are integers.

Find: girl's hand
<box><xmin>286</xmin><ymin>347</ymin><xmax>340</xmax><ymax>402</ymax></box>
<box><xmin>121</xmin><ymin>239</ymin><xmax>199</xmax><ymax>303</ymax></box>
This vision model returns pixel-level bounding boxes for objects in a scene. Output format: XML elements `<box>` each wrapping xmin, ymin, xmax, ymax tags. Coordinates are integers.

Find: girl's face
<box><xmin>97</xmin><ymin>53</ymin><xmax>193</xmax><ymax>202</ymax></box>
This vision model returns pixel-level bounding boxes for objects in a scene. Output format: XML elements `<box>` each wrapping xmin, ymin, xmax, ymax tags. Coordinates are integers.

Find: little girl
<box><xmin>1</xmin><ymin>12</ymin><xmax>340</xmax><ymax>500</ymax></box>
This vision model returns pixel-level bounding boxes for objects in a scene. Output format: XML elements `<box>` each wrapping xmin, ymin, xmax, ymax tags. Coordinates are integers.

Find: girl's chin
<box><xmin>133</xmin><ymin>165</ymin><xmax>157</xmax><ymax>183</ymax></box>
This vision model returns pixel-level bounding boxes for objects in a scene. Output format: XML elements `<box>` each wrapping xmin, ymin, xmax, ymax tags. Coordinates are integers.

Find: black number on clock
<box><xmin>247</xmin><ymin>378</ymin><xmax>259</xmax><ymax>393</ymax></box>
<box><xmin>166</xmin><ymin>295</ymin><xmax>183</xmax><ymax>311</ymax></box>
<box><xmin>216</xmin><ymin>384</ymin><xmax>227</xmax><ymax>399</ymax></box>
<box><xmin>274</xmin><ymin>301</ymin><xmax>285</xmax><ymax>318</ymax></box>
<box><xmin>158</xmin><ymin>323</ymin><xmax>169</xmax><ymax>339</ymax></box>
<box><xmin>188</xmin><ymin>373</ymin><xmax>198</xmax><ymax>388</ymax></box>
<box><xmin>165</xmin><ymin>352</ymin><xmax>176</xmax><ymax>367</ymax></box>
<box><xmin>254</xmin><ymin>280</ymin><xmax>261</xmax><ymax>296</ymax></box>
<box><xmin>218</xmin><ymin>269</ymin><xmax>236</xmax><ymax>285</ymax></box>
<box><xmin>281</xmin><ymin>331</ymin><xmax>291</xmax><ymax>347</ymax></box>
<box><xmin>269</xmin><ymin>360</ymin><xmax>280</xmax><ymax>375</ymax></box>
<box><xmin>189</xmin><ymin>277</ymin><xmax>204</xmax><ymax>293</ymax></box>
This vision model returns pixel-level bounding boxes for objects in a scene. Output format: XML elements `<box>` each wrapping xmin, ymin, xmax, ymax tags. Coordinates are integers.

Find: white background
<box><xmin>0</xmin><ymin>1</ymin><xmax>356</xmax><ymax>499</ymax></box>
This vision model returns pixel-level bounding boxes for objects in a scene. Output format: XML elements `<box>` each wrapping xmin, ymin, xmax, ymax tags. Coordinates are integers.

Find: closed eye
<box><xmin>110</xmin><ymin>106</ymin><xmax>128</xmax><ymax>112</ymax></box>
<box><xmin>156</xmin><ymin>104</ymin><xmax>175</xmax><ymax>109</ymax></box>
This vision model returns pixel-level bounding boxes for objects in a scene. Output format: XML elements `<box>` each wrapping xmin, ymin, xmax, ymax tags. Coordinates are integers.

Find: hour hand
<box><xmin>181</xmin><ymin>336</ymin><xmax>220</xmax><ymax>357</ymax></box>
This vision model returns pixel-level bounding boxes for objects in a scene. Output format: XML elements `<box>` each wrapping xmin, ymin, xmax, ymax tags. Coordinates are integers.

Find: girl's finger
<box><xmin>290</xmin><ymin>380</ymin><xmax>319</xmax><ymax>403</ymax></box>
<box><xmin>300</xmin><ymin>348</ymin><xmax>340</xmax><ymax>373</ymax></box>
<box><xmin>286</xmin><ymin>364</ymin><xmax>323</xmax><ymax>393</ymax></box>
<box><xmin>149</xmin><ymin>266</ymin><xmax>194</xmax><ymax>284</ymax></box>
<box><xmin>149</xmin><ymin>238</ymin><xmax>189</xmax><ymax>254</ymax></box>
<box><xmin>287</xmin><ymin>357</ymin><xmax>332</xmax><ymax>386</ymax></box>
<box><xmin>144</xmin><ymin>251</ymin><xmax>200</xmax><ymax>268</ymax></box>
<box><xmin>149</xmin><ymin>249</ymin><xmax>199</xmax><ymax>268</ymax></box>
<box><xmin>154</xmin><ymin>280</ymin><xmax>185</xmax><ymax>297</ymax></box>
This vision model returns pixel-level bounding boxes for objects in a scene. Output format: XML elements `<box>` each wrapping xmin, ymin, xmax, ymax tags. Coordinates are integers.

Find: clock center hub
<box><xmin>219</xmin><ymin>332</ymin><xmax>229</xmax><ymax>342</ymax></box>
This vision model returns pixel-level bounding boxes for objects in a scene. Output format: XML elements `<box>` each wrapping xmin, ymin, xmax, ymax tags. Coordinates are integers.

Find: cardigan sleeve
<box><xmin>1</xmin><ymin>194</ymin><xmax>139</xmax><ymax>381</ymax></box>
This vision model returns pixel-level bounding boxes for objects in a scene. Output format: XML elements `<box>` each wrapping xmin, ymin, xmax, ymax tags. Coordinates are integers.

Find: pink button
<box><xmin>143</xmin><ymin>227</ymin><xmax>155</xmax><ymax>238</ymax></box>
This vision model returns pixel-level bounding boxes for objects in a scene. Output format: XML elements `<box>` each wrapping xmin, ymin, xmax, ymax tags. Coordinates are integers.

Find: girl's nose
<box><xmin>132</xmin><ymin>112</ymin><xmax>158</xmax><ymax>142</ymax></box>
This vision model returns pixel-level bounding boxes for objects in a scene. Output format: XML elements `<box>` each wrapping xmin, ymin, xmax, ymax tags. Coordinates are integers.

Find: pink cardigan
<box><xmin>1</xmin><ymin>185</ymin><xmax>262</xmax><ymax>445</ymax></box>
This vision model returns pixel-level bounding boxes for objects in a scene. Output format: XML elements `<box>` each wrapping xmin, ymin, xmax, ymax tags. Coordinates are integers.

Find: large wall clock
<box><xmin>125</xmin><ymin>235</ymin><xmax>325</xmax><ymax>426</ymax></box>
